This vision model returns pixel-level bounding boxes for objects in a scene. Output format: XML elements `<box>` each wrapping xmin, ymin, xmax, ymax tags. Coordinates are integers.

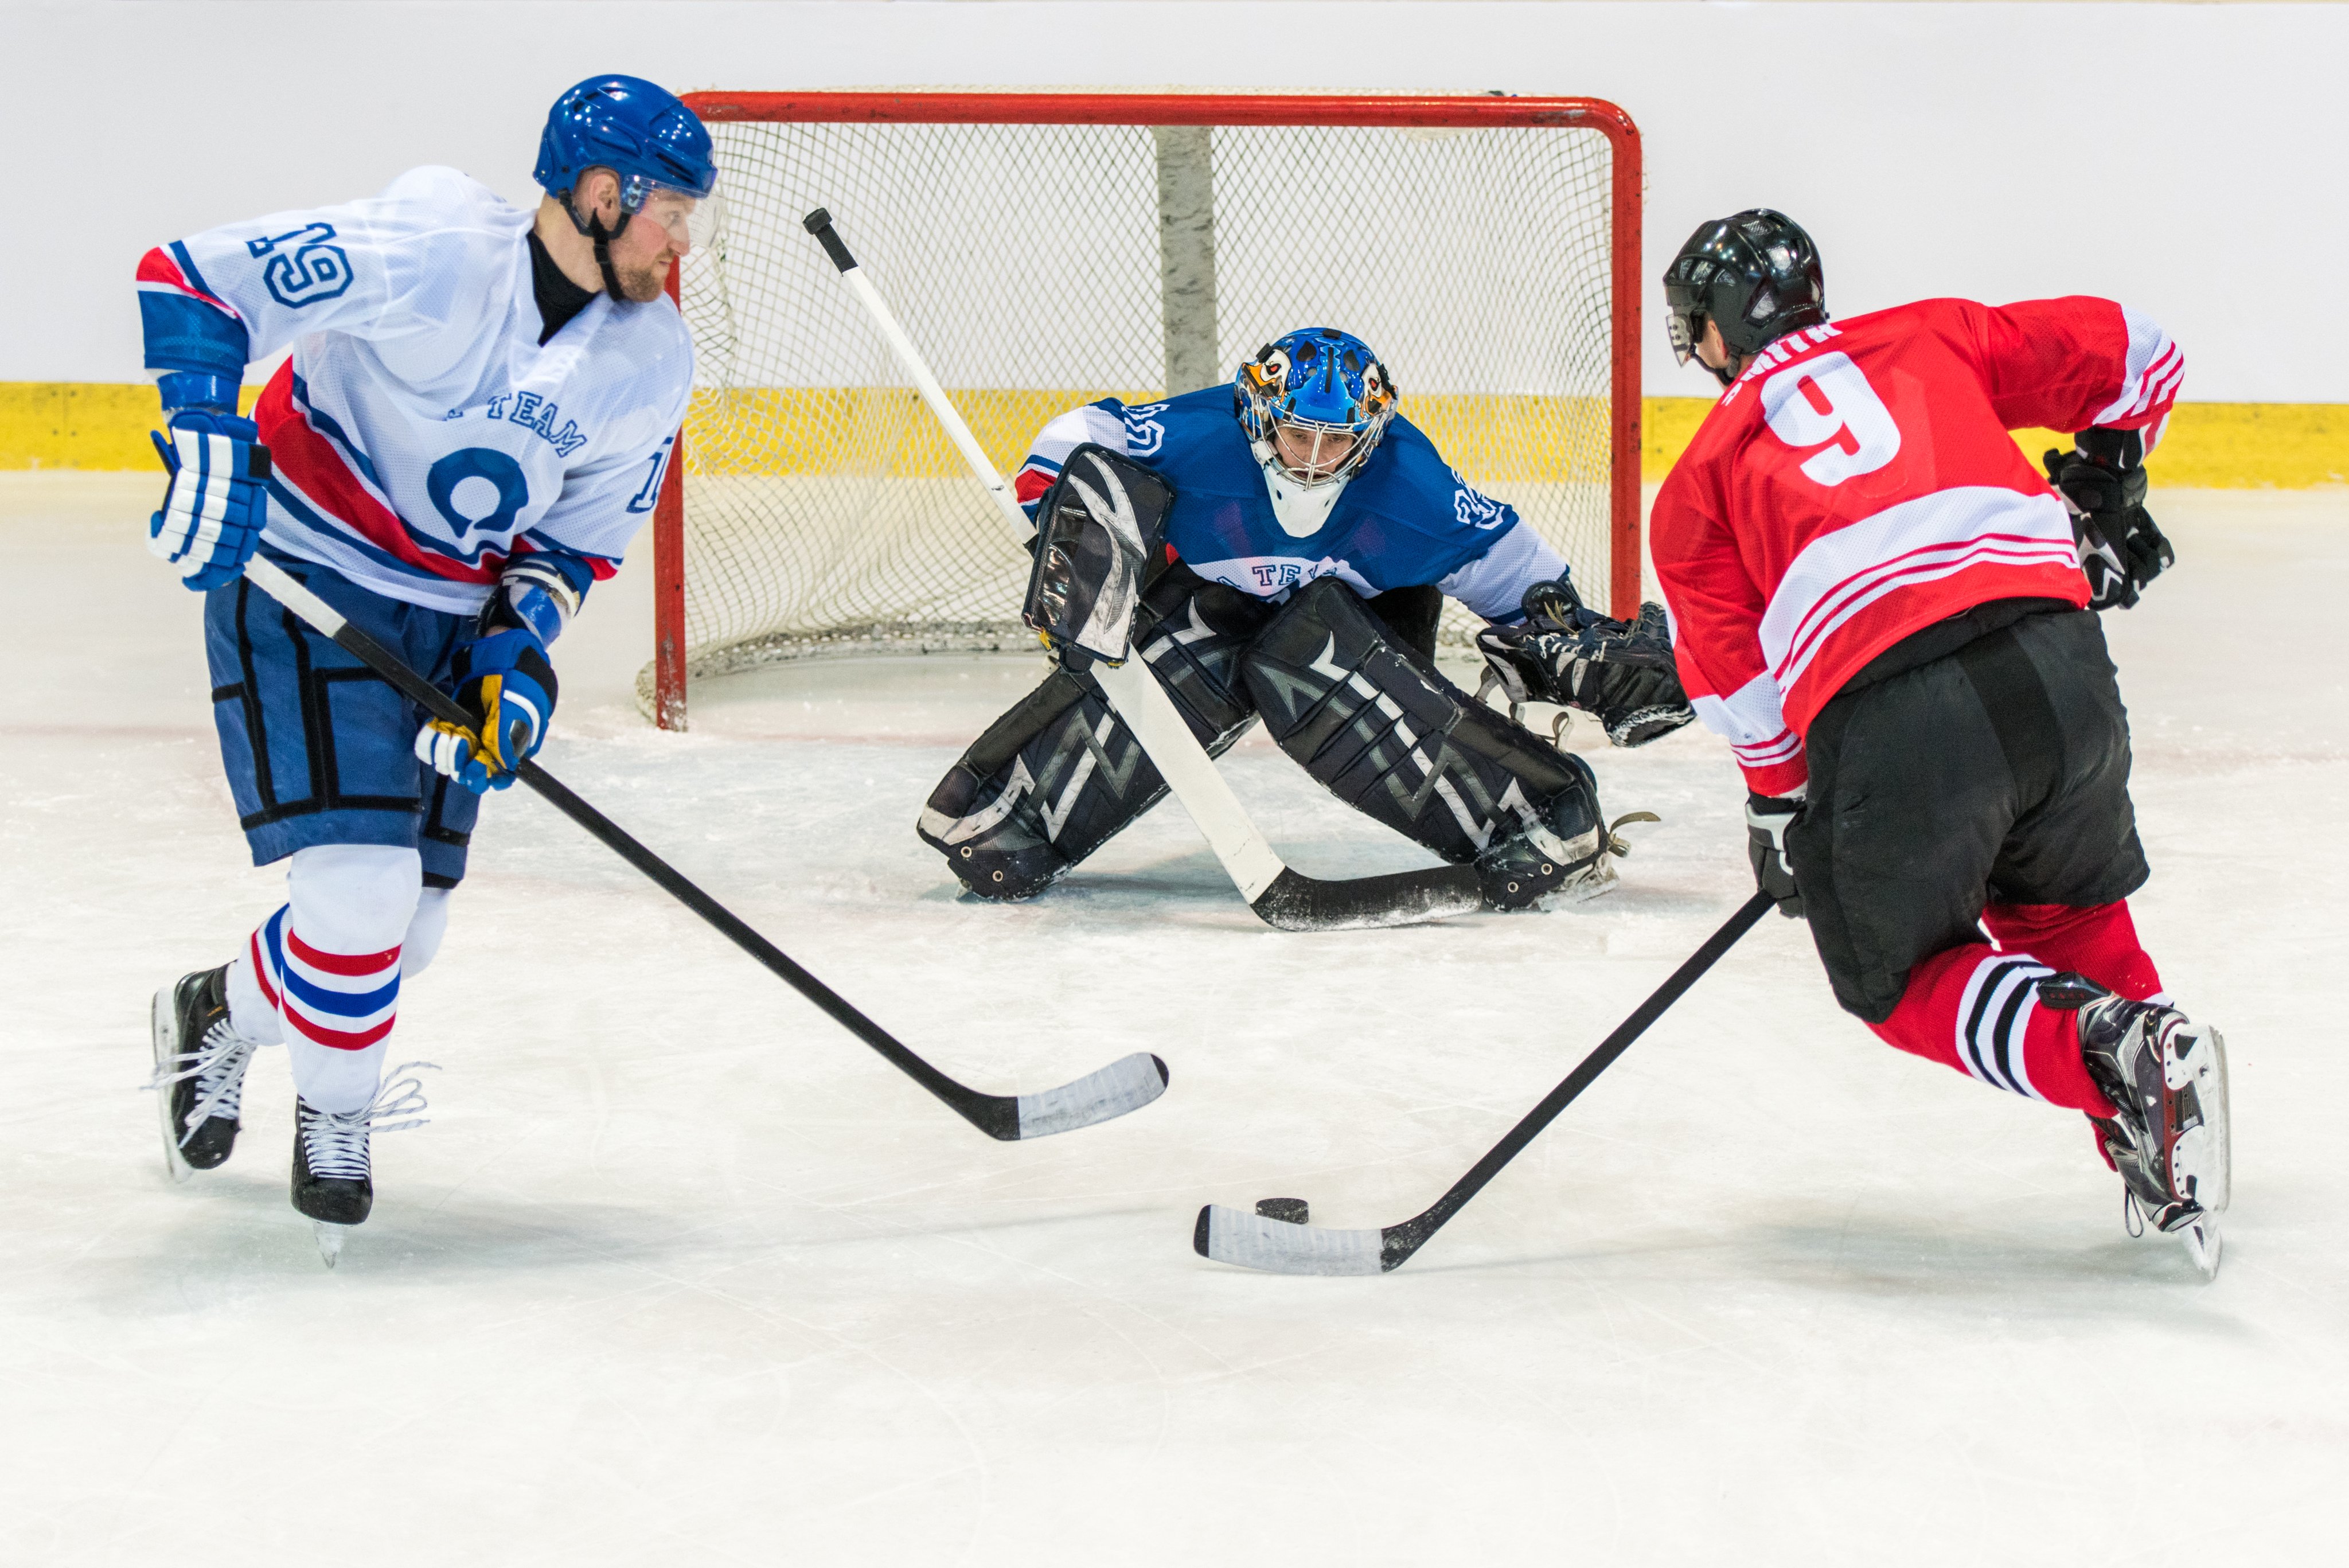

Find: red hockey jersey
<box><xmin>1650</xmin><ymin>296</ymin><xmax>2182</xmax><ymax>797</ymax></box>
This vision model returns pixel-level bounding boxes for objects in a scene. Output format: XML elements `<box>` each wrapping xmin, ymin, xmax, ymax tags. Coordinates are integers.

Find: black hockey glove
<box><xmin>1476</xmin><ymin>578</ymin><xmax>1696</xmax><ymax>747</ymax></box>
<box><xmin>2044</xmin><ymin>431</ymin><xmax>2172</xmax><ymax>612</ymax></box>
<box><xmin>1745</xmin><ymin>793</ymin><xmax>1805</xmax><ymax>919</ymax></box>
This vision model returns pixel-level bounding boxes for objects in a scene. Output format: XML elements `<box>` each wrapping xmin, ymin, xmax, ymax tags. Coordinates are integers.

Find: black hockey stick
<box><xmin>1195</xmin><ymin>890</ymin><xmax>1773</xmax><ymax>1272</ymax></box>
<box><xmin>239</xmin><ymin>555</ymin><xmax>1168</xmax><ymax>1141</ymax></box>
<box><xmin>803</xmin><ymin>206</ymin><xmax>1486</xmax><ymax>933</ymax></box>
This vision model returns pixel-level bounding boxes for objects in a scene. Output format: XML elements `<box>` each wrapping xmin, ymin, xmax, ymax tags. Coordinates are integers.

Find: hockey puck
<box><xmin>1255</xmin><ymin>1197</ymin><xmax>1310</xmax><ymax>1226</ymax></box>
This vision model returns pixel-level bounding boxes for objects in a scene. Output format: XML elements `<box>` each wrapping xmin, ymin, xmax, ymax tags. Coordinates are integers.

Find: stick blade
<box><xmin>1250</xmin><ymin>865</ymin><xmax>1483</xmax><ymax>933</ymax></box>
<box><xmin>1193</xmin><ymin>1203</ymin><xmax>1389</xmax><ymax>1275</ymax></box>
<box><xmin>1012</xmin><ymin>1052</ymin><xmax>1170</xmax><ymax>1139</ymax></box>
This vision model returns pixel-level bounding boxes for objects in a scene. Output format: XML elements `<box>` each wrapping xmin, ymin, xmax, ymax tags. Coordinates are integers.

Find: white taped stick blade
<box><xmin>1013</xmin><ymin>1052</ymin><xmax>1169</xmax><ymax>1138</ymax></box>
<box><xmin>1196</xmin><ymin>1204</ymin><xmax>1387</xmax><ymax>1275</ymax></box>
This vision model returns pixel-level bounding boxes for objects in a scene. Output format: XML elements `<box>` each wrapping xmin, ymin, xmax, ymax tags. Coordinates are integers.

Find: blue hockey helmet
<box><xmin>1234</xmin><ymin>328</ymin><xmax>1397</xmax><ymax>486</ymax></box>
<box><xmin>535</xmin><ymin>76</ymin><xmax>717</xmax><ymax>215</ymax></box>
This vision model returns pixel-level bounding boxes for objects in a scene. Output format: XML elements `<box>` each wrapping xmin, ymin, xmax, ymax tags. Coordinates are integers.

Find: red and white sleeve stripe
<box><xmin>2089</xmin><ymin>306</ymin><xmax>2186</xmax><ymax>454</ymax></box>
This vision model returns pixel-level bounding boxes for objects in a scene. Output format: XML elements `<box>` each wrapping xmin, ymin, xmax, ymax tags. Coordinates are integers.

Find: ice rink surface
<box><xmin>5</xmin><ymin>474</ymin><xmax>2344</xmax><ymax>1566</ymax></box>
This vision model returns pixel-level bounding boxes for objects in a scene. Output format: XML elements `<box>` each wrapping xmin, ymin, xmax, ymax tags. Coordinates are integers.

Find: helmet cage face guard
<box><xmin>1235</xmin><ymin>331</ymin><xmax>1397</xmax><ymax>489</ymax></box>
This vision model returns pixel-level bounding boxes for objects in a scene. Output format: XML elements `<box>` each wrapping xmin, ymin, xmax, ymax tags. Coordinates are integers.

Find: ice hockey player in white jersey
<box><xmin>138</xmin><ymin>76</ymin><xmax>711</xmax><ymax>1260</ymax></box>
<box><xmin>918</xmin><ymin>328</ymin><xmax>1695</xmax><ymax>911</ymax></box>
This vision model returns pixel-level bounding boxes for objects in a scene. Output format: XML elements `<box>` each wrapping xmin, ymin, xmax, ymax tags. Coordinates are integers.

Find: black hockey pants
<box><xmin>1786</xmin><ymin>602</ymin><xmax>2151</xmax><ymax>1024</ymax></box>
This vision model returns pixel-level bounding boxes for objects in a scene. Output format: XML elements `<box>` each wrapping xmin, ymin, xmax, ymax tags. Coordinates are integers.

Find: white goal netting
<box><xmin>646</xmin><ymin>99</ymin><xmax>1628</xmax><ymax>721</ymax></box>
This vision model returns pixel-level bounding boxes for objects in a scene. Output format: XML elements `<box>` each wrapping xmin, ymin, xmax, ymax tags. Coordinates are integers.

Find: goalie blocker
<box><xmin>919</xmin><ymin>447</ymin><xmax>1619</xmax><ymax>911</ymax></box>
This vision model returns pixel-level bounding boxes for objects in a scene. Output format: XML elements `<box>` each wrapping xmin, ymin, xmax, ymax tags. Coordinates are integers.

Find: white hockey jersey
<box><xmin>137</xmin><ymin>165</ymin><xmax>689</xmax><ymax>614</ymax></box>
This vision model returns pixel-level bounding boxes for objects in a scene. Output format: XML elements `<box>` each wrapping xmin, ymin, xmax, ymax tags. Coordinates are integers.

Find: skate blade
<box><xmin>313</xmin><ymin>1221</ymin><xmax>352</xmax><ymax>1268</ymax></box>
<box><xmin>2182</xmin><ymin>1215</ymin><xmax>2222</xmax><ymax>1281</ymax></box>
<box><xmin>1539</xmin><ymin>859</ymin><xmax>1620</xmax><ymax>910</ymax></box>
<box><xmin>150</xmin><ymin>986</ymin><xmax>192</xmax><ymax>1185</ymax></box>
<box><xmin>2186</xmin><ymin>1025</ymin><xmax>2230</xmax><ymax>1218</ymax></box>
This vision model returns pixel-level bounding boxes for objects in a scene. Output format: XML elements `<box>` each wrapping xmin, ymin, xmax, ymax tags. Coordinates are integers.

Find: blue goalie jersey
<box><xmin>1010</xmin><ymin>387</ymin><xmax>1567</xmax><ymax>623</ymax></box>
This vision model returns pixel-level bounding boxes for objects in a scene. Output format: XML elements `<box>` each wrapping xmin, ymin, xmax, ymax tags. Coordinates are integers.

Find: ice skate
<box><xmin>2045</xmin><ymin>974</ymin><xmax>2230</xmax><ymax>1278</ymax></box>
<box><xmin>290</xmin><ymin>1065</ymin><xmax>436</xmax><ymax>1267</ymax></box>
<box><xmin>147</xmin><ymin>966</ymin><xmax>264</xmax><ymax>1181</ymax></box>
<box><xmin>1476</xmin><ymin>809</ymin><xmax>1657</xmax><ymax>912</ymax></box>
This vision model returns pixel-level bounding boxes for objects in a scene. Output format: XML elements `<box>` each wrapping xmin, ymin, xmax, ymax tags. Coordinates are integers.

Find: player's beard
<box><xmin>610</xmin><ymin>251</ymin><xmax>672</xmax><ymax>303</ymax></box>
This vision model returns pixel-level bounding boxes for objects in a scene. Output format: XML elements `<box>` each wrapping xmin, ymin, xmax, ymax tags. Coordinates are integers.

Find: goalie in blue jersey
<box><xmin>918</xmin><ymin>327</ymin><xmax>1695</xmax><ymax>911</ymax></box>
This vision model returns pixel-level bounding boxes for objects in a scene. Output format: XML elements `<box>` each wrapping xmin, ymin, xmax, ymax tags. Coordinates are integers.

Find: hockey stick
<box><xmin>803</xmin><ymin>208</ymin><xmax>1484</xmax><ymax>933</ymax></box>
<box><xmin>1195</xmin><ymin>890</ymin><xmax>1774</xmax><ymax>1273</ymax></box>
<box><xmin>236</xmin><ymin>553</ymin><xmax>1168</xmax><ymax>1141</ymax></box>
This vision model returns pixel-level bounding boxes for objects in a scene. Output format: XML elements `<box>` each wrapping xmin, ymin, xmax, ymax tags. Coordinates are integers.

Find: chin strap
<box><xmin>560</xmin><ymin>190</ymin><xmax>632</xmax><ymax>298</ymax></box>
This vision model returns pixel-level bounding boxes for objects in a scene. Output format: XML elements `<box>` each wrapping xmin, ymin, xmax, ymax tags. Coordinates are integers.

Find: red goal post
<box><xmin>650</xmin><ymin>91</ymin><xmax>1643</xmax><ymax>728</ymax></box>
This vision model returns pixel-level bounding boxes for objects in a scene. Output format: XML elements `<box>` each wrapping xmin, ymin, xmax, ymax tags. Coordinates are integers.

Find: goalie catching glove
<box><xmin>1476</xmin><ymin>578</ymin><xmax>1696</xmax><ymax>747</ymax></box>
<box><xmin>414</xmin><ymin>626</ymin><xmax>558</xmax><ymax>793</ymax></box>
<box><xmin>2044</xmin><ymin>428</ymin><xmax>2172</xmax><ymax>611</ymax></box>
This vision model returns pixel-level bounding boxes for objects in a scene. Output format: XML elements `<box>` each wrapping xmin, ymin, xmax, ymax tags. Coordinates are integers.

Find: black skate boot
<box><xmin>2042</xmin><ymin>974</ymin><xmax>2230</xmax><ymax>1278</ymax></box>
<box><xmin>148</xmin><ymin>966</ymin><xmax>264</xmax><ymax>1180</ymax></box>
<box><xmin>290</xmin><ymin>1065</ymin><xmax>436</xmax><ymax>1267</ymax></box>
<box><xmin>1473</xmin><ymin>755</ymin><xmax>1652</xmax><ymax>911</ymax></box>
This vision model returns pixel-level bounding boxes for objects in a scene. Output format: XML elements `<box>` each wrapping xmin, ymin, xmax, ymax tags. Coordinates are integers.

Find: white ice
<box><xmin>4</xmin><ymin>474</ymin><xmax>2344</xmax><ymax>1565</ymax></box>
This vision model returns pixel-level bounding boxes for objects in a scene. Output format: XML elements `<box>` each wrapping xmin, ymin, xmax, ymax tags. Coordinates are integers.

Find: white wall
<box><xmin>7</xmin><ymin>0</ymin><xmax>2342</xmax><ymax>400</ymax></box>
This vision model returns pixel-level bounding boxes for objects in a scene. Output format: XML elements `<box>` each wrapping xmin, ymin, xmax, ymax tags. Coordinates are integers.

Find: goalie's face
<box><xmin>1269</xmin><ymin>419</ymin><xmax>1360</xmax><ymax>485</ymax></box>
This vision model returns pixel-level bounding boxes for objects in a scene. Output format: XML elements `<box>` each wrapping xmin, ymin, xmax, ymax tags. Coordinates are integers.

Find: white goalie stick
<box><xmin>235</xmin><ymin>553</ymin><xmax>1168</xmax><ymax>1141</ymax></box>
<box><xmin>803</xmin><ymin>208</ymin><xmax>1485</xmax><ymax>933</ymax></box>
<box><xmin>1195</xmin><ymin>891</ymin><xmax>1773</xmax><ymax>1273</ymax></box>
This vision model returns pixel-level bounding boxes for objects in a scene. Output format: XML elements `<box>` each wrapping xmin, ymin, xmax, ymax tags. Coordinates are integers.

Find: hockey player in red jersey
<box><xmin>1648</xmin><ymin>209</ymin><xmax>2228</xmax><ymax>1275</ymax></box>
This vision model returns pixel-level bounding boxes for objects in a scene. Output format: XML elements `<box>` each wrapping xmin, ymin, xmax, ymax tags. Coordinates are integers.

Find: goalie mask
<box><xmin>1234</xmin><ymin>329</ymin><xmax>1397</xmax><ymax>489</ymax></box>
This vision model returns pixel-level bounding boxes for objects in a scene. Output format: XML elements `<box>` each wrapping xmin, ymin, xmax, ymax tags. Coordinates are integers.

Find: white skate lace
<box><xmin>145</xmin><ymin>1021</ymin><xmax>263</xmax><ymax>1148</ymax></box>
<box><xmin>299</xmin><ymin>1063</ymin><xmax>439</xmax><ymax>1182</ymax></box>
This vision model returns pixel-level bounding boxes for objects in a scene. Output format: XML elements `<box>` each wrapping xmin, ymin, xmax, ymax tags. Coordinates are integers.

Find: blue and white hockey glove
<box><xmin>413</xmin><ymin>627</ymin><xmax>559</xmax><ymax>793</ymax></box>
<box><xmin>148</xmin><ymin>411</ymin><xmax>271</xmax><ymax>592</ymax></box>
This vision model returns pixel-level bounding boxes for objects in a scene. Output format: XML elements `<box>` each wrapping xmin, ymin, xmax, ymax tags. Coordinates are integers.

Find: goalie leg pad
<box><xmin>1241</xmin><ymin>578</ymin><xmax>1610</xmax><ymax>904</ymax></box>
<box><xmin>918</xmin><ymin>571</ymin><xmax>1274</xmax><ymax>900</ymax></box>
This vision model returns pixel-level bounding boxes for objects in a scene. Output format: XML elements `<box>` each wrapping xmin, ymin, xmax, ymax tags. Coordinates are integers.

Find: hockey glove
<box><xmin>1476</xmin><ymin>578</ymin><xmax>1696</xmax><ymax>747</ymax></box>
<box><xmin>148</xmin><ymin>411</ymin><xmax>271</xmax><ymax>592</ymax></box>
<box><xmin>2044</xmin><ymin>435</ymin><xmax>2172</xmax><ymax>612</ymax></box>
<box><xmin>413</xmin><ymin>626</ymin><xmax>558</xmax><ymax>793</ymax></box>
<box><xmin>1745</xmin><ymin>793</ymin><xmax>1805</xmax><ymax>919</ymax></box>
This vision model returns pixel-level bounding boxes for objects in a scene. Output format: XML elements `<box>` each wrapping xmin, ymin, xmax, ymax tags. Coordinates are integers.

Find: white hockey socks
<box><xmin>235</xmin><ymin>845</ymin><xmax>423</xmax><ymax>1114</ymax></box>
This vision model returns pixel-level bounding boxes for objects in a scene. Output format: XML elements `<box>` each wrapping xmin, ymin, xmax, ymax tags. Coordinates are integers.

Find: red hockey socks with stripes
<box><xmin>1867</xmin><ymin>943</ymin><xmax>2120</xmax><ymax>1116</ymax></box>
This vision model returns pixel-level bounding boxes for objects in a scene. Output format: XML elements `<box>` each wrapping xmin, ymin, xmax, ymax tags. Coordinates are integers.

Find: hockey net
<box><xmin>644</xmin><ymin>92</ymin><xmax>1642</xmax><ymax>727</ymax></box>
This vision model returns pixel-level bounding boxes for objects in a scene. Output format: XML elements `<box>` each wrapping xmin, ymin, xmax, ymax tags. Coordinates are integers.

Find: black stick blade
<box><xmin>1250</xmin><ymin>865</ymin><xmax>1482</xmax><ymax>933</ymax></box>
<box><xmin>1010</xmin><ymin>1052</ymin><xmax>1169</xmax><ymax>1140</ymax></box>
<box><xmin>1193</xmin><ymin>1203</ymin><xmax>1391</xmax><ymax>1274</ymax></box>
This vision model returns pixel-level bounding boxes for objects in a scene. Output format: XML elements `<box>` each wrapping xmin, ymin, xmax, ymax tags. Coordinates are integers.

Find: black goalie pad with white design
<box><xmin>1242</xmin><ymin>578</ymin><xmax>1605</xmax><ymax>876</ymax></box>
<box><xmin>1023</xmin><ymin>444</ymin><xmax>1173</xmax><ymax>662</ymax></box>
<box><xmin>919</xmin><ymin>569</ymin><xmax>1277</xmax><ymax>899</ymax></box>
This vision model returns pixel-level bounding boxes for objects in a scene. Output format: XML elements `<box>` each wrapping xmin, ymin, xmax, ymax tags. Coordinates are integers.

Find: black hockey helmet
<box><xmin>1663</xmin><ymin>210</ymin><xmax>1827</xmax><ymax>386</ymax></box>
